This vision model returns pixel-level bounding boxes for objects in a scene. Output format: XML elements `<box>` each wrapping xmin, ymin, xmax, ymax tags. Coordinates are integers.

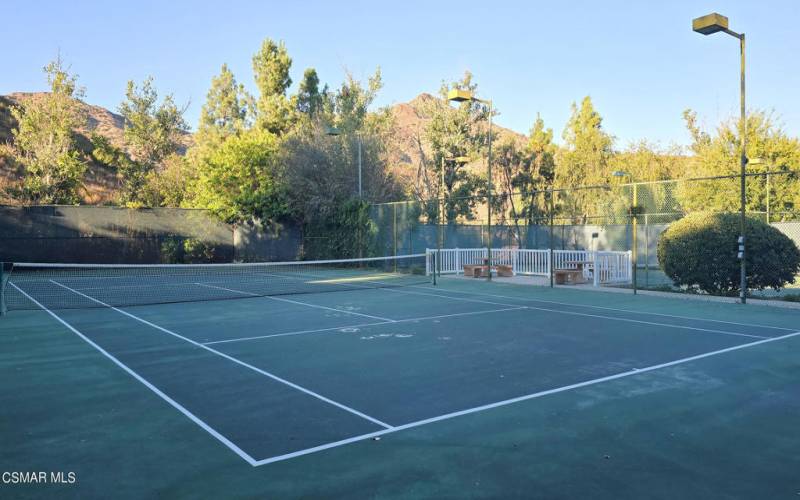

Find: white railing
<box><xmin>426</xmin><ymin>248</ymin><xmax>632</xmax><ymax>286</ymax></box>
<box><xmin>515</xmin><ymin>248</ymin><xmax>550</xmax><ymax>276</ymax></box>
<box><xmin>591</xmin><ymin>251</ymin><xmax>633</xmax><ymax>285</ymax></box>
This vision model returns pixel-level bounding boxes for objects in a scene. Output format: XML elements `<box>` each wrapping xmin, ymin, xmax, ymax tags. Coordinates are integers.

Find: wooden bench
<box><xmin>463</xmin><ymin>264</ymin><xmax>485</xmax><ymax>277</ymax></box>
<box><xmin>553</xmin><ymin>269</ymin><xmax>586</xmax><ymax>285</ymax></box>
<box><xmin>495</xmin><ymin>264</ymin><xmax>514</xmax><ymax>277</ymax></box>
<box><xmin>463</xmin><ymin>264</ymin><xmax>514</xmax><ymax>278</ymax></box>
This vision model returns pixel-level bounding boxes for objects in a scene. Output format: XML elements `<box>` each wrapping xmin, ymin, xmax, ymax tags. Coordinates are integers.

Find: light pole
<box><xmin>693</xmin><ymin>12</ymin><xmax>748</xmax><ymax>304</ymax></box>
<box><xmin>325</xmin><ymin>126</ymin><xmax>363</xmax><ymax>199</ymax></box>
<box><xmin>447</xmin><ymin>89</ymin><xmax>494</xmax><ymax>281</ymax></box>
<box><xmin>613</xmin><ymin>171</ymin><xmax>637</xmax><ymax>294</ymax></box>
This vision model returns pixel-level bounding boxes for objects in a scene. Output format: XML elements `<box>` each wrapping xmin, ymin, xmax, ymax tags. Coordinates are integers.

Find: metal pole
<box><xmin>0</xmin><ymin>263</ymin><xmax>7</xmax><ymax>316</ymax></box>
<box><xmin>393</xmin><ymin>202</ymin><xmax>397</xmax><ymax>272</ymax></box>
<box><xmin>434</xmin><ymin>155</ymin><xmax>444</xmax><ymax>276</ymax></box>
<box><xmin>486</xmin><ymin>100</ymin><xmax>493</xmax><ymax>282</ymax></box>
<box><xmin>739</xmin><ymin>33</ymin><xmax>747</xmax><ymax>304</ymax></box>
<box><xmin>644</xmin><ymin>213</ymin><xmax>650</xmax><ymax>288</ymax></box>
<box><xmin>549</xmin><ymin>191</ymin><xmax>554</xmax><ymax>288</ymax></box>
<box><xmin>632</xmin><ymin>183</ymin><xmax>638</xmax><ymax>295</ymax></box>
<box><xmin>766</xmin><ymin>171</ymin><xmax>771</xmax><ymax>224</ymax></box>
<box><xmin>358</xmin><ymin>136</ymin><xmax>362</xmax><ymax>199</ymax></box>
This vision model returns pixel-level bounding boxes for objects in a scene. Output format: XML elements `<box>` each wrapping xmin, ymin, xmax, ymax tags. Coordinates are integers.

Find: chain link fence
<box><xmin>3</xmin><ymin>171</ymin><xmax>798</xmax><ymax>301</ymax></box>
<box><xmin>370</xmin><ymin>171</ymin><xmax>800</xmax><ymax>300</ymax></box>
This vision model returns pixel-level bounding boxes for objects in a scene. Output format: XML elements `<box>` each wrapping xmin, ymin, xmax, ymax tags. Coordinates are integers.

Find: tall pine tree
<box><xmin>556</xmin><ymin>96</ymin><xmax>614</xmax><ymax>219</ymax></box>
<box><xmin>252</xmin><ymin>39</ymin><xmax>294</xmax><ymax>135</ymax></box>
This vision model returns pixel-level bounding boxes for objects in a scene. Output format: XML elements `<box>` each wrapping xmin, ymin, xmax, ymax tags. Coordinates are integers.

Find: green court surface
<box><xmin>2</xmin><ymin>276</ymin><xmax>800</xmax><ymax>498</ymax></box>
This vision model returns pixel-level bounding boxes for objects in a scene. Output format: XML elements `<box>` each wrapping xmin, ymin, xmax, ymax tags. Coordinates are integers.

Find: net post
<box><xmin>0</xmin><ymin>263</ymin><xmax>9</xmax><ymax>316</ymax></box>
<box><xmin>432</xmin><ymin>251</ymin><xmax>437</xmax><ymax>286</ymax></box>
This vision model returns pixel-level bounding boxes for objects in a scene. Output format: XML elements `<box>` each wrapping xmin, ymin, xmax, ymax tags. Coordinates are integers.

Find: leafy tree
<box><xmin>296</xmin><ymin>68</ymin><xmax>323</xmax><ymax>118</ymax></box>
<box><xmin>118</xmin><ymin>77</ymin><xmax>188</xmax><ymax>205</ymax></box>
<box><xmin>252</xmin><ymin>39</ymin><xmax>294</xmax><ymax>135</ymax></box>
<box><xmin>413</xmin><ymin>72</ymin><xmax>492</xmax><ymax>223</ymax></box>
<box><xmin>328</xmin><ymin>69</ymin><xmax>385</xmax><ymax>134</ymax></box>
<box><xmin>555</xmin><ymin>96</ymin><xmax>615</xmax><ymax>221</ymax></box>
<box><xmin>140</xmin><ymin>153</ymin><xmax>193</xmax><ymax>207</ymax></box>
<box><xmin>90</xmin><ymin>133</ymin><xmax>131</xmax><ymax>170</ymax></box>
<box><xmin>281</xmin><ymin>123</ymin><xmax>402</xmax><ymax>223</ymax></box>
<box><xmin>198</xmin><ymin>64</ymin><xmax>252</xmax><ymax>139</ymax></box>
<box><xmin>188</xmin><ymin>128</ymin><xmax>288</xmax><ymax>223</ymax></box>
<box><xmin>514</xmin><ymin>114</ymin><xmax>557</xmax><ymax>226</ymax></box>
<box><xmin>607</xmin><ymin>140</ymin><xmax>687</xmax><ymax>223</ymax></box>
<box><xmin>678</xmin><ymin>110</ymin><xmax>800</xmax><ymax>220</ymax></box>
<box><xmin>492</xmin><ymin>138</ymin><xmax>531</xmax><ymax>245</ymax></box>
<box><xmin>282</xmin><ymin>68</ymin><xmax>400</xmax><ymax>212</ymax></box>
<box><xmin>10</xmin><ymin>57</ymin><xmax>87</xmax><ymax>203</ymax></box>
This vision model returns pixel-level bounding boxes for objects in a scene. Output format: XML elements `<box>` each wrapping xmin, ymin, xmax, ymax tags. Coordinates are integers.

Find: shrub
<box><xmin>657</xmin><ymin>212</ymin><xmax>800</xmax><ymax>295</ymax></box>
<box><xmin>160</xmin><ymin>236</ymin><xmax>184</xmax><ymax>264</ymax></box>
<box><xmin>183</xmin><ymin>238</ymin><xmax>217</xmax><ymax>263</ymax></box>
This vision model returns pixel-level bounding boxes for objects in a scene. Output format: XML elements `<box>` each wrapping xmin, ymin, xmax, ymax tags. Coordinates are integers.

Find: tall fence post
<box><xmin>0</xmin><ymin>263</ymin><xmax>7</xmax><ymax>316</ymax></box>
<box><xmin>593</xmin><ymin>254</ymin><xmax>600</xmax><ymax>287</ymax></box>
<box><xmin>393</xmin><ymin>203</ymin><xmax>398</xmax><ymax>272</ymax></box>
<box><xmin>549</xmin><ymin>192</ymin><xmax>555</xmax><ymax>288</ymax></box>
<box><xmin>644</xmin><ymin>213</ymin><xmax>649</xmax><ymax>289</ymax></box>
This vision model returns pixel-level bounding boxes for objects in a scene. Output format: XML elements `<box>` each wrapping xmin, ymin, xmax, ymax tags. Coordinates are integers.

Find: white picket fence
<box><xmin>426</xmin><ymin>248</ymin><xmax>632</xmax><ymax>286</ymax></box>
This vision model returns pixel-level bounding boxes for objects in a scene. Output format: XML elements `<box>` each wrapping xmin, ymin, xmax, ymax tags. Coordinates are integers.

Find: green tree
<box><xmin>10</xmin><ymin>57</ymin><xmax>87</xmax><ymax>203</ymax></box>
<box><xmin>515</xmin><ymin>114</ymin><xmax>557</xmax><ymax>226</ymax></box>
<box><xmin>140</xmin><ymin>153</ymin><xmax>193</xmax><ymax>207</ymax></box>
<box><xmin>252</xmin><ymin>39</ymin><xmax>294</xmax><ymax>135</ymax></box>
<box><xmin>493</xmin><ymin>138</ymin><xmax>531</xmax><ymax>244</ymax></box>
<box><xmin>608</xmin><ymin>140</ymin><xmax>686</xmax><ymax>223</ymax></box>
<box><xmin>198</xmin><ymin>64</ymin><xmax>252</xmax><ymax>138</ymax></box>
<box><xmin>296</xmin><ymin>68</ymin><xmax>323</xmax><ymax>118</ymax></box>
<box><xmin>413</xmin><ymin>72</ymin><xmax>492</xmax><ymax>223</ymax></box>
<box><xmin>188</xmin><ymin>128</ymin><xmax>288</xmax><ymax>223</ymax></box>
<box><xmin>118</xmin><ymin>77</ymin><xmax>188</xmax><ymax>205</ymax></box>
<box><xmin>679</xmin><ymin>110</ymin><xmax>800</xmax><ymax>219</ymax></box>
<box><xmin>328</xmin><ymin>69</ymin><xmax>385</xmax><ymax>133</ymax></box>
<box><xmin>555</xmin><ymin>96</ymin><xmax>615</xmax><ymax>221</ymax></box>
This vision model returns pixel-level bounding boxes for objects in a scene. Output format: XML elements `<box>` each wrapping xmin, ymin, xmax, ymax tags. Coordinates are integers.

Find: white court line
<box><xmin>412</xmin><ymin>282</ymin><xmax>797</xmax><ymax>332</ymax></box>
<box><xmin>18</xmin><ymin>279</ymin><xmax>800</xmax><ymax>467</ymax></box>
<box><xmin>258</xmin><ymin>273</ymin><xmax>772</xmax><ymax>340</ymax></box>
<box><xmin>203</xmin><ymin>306</ymin><xmax>527</xmax><ymax>345</ymax></box>
<box><xmin>199</xmin><ymin>278</ymin><xmax>768</xmax><ymax>342</ymax></box>
<box><xmin>195</xmin><ymin>283</ymin><xmax>395</xmax><ymax>323</ymax></box>
<box><xmin>252</xmin><ymin>327</ymin><xmax>800</xmax><ymax>466</ymax></box>
<box><xmin>213</xmin><ymin>269</ymin><xmax>766</xmax><ymax>339</ymax></box>
<box><xmin>49</xmin><ymin>280</ymin><xmax>393</xmax><ymax>430</ymax></box>
<box><xmin>374</xmin><ymin>285</ymin><xmax>769</xmax><ymax>340</ymax></box>
<box><xmin>8</xmin><ymin>282</ymin><xmax>260</xmax><ymax>467</ymax></box>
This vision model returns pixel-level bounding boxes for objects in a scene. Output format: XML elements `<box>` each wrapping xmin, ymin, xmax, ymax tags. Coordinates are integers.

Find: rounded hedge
<box><xmin>657</xmin><ymin>212</ymin><xmax>800</xmax><ymax>295</ymax></box>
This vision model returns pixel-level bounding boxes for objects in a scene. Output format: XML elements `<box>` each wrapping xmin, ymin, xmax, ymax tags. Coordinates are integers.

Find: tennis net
<box><xmin>1</xmin><ymin>254</ymin><xmax>431</xmax><ymax>312</ymax></box>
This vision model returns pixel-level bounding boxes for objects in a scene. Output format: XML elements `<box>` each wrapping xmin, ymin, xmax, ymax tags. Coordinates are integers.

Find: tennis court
<box><xmin>3</xmin><ymin>254</ymin><xmax>800</xmax><ymax>498</ymax></box>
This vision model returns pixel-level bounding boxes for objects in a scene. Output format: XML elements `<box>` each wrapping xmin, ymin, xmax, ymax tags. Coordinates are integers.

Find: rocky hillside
<box><xmin>388</xmin><ymin>93</ymin><xmax>526</xmax><ymax>186</ymax></box>
<box><xmin>0</xmin><ymin>92</ymin><xmax>523</xmax><ymax>205</ymax></box>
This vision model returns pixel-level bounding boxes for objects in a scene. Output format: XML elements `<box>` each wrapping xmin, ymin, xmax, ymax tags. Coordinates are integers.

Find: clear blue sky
<box><xmin>3</xmin><ymin>1</ymin><xmax>798</xmax><ymax>147</ymax></box>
